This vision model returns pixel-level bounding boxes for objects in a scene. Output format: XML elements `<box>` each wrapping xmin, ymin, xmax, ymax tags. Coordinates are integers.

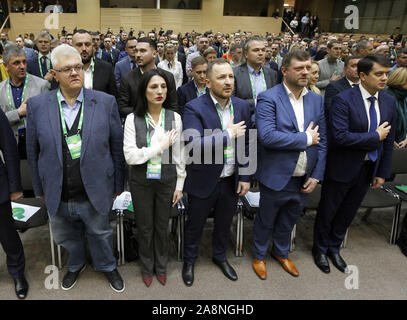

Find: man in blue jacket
<box><xmin>313</xmin><ymin>54</ymin><xmax>396</xmax><ymax>274</ymax></box>
<box><xmin>182</xmin><ymin>58</ymin><xmax>251</xmax><ymax>286</ymax></box>
<box><xmin>26</xmin><ymin>44</ymin><xmax>126</xmax><ymax>293</ymax></box>
<box><xmin>253</xmin><ymin>49</ymin><xmax>327</xmax><ymax>280</ymax></box>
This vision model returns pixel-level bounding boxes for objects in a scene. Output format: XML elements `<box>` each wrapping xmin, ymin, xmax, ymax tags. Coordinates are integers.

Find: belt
<box><xmin>218</xmin><ymin>175</ymin><xmax>234</xmax><ymax>183</ymax></box>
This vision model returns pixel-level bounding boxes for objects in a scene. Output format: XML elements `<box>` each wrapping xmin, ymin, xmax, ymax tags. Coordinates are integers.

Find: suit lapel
<box><xmin>303</xmin><ymin>93</ymin><xmax>311</xmax><ymax>129</ymax></box>
<box><xmin>242</xmin><ymin>66</ymin><xmax>253</xmax><ymax>99</ymax></box>
<box><xmin>204</xmin><ymin>92</ymin><xmax>222</xmax><ymax>129</ymax></box>
<box><xmin>278</xmin><ymin>84</ymin><xmax>300</xmax><ymax>131</ymax></box>
<box><xmin>352</xmin><ymin>87</ymin><xmax>369</xmax><ymax>131</ymax></box>
<box><xmin>263</xmin><ymin>67</ymin><xmax>272</xmax><ymax>89</ymax></box>
<box><xmin>80</xmin><ymin>89</ymin><xmax>96</xmax><ymax>159</ymax></box>
<box><xmin>378</xmin><ymin>91</ymin><xmax>387</xmax><ymax>125</ymax></box>
<box><xmin>47</xmin><ymin>91</ymin><xmax>63</xmax><ymax>165</ymax></box>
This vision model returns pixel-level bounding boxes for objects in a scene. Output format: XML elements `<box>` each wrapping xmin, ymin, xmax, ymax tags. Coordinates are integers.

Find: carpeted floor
<box><xmin>0</xmin><ymin>206</ymin><xmax>406</xmax><ymax>300</ymax></box>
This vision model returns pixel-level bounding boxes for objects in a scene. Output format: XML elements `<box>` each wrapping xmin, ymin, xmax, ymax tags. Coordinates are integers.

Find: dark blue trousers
<box><xmin>313</xmin><ymin>161</ymin><xmax>374</xmax><ymax>255</ymax></box>
<box><xmin>253</xmin><ymin>177</ymin><xmax>307</xmax><ymax>260</ymax></box>
<box><xmin>184</xmin><ymin>176</ymin><xmax>238</xmax><ymax>265</ymax></box>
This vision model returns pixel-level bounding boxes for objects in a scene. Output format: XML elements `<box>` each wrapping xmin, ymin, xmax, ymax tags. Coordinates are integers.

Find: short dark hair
<box><xmin>206</xmin><ymin>58</ymin><xmax>230</xmax><ymax>78</ymax></box>
<box><xmin>125</xmin><ymin>37</ymin><xmax>137</xmax><ymax>46</ymax></box>
<box><xmin>344</xmin><ymin>55</ymin><xmax>363</xmax><ymax>67</ymax></box>
<box><xmin>137</xmin><ymin>37</ymin><xmax>157</xmax><ymax>51</ymax></box>
<box><xmin>73</xmin><ymin>29</ymin><xmax>89</xmax><ymax>36</ymax></box>
<box><xmin>229</xmin><ymin>43</ymin><xmax>242</xmax><ymax>53</ymax></box>
<box><xmin>357</xmin><ymin>54</ymin><xmax>391</xmax><ymax>76</ymax></box>
<box><xmin>135</xmin><ymin>69</ymin><xmax>171</xmax><ymax>117</ymax></box>
<box><xmin>281</xmin><ymin>49</ymin><xmax>311</xmax><ymax>69</ymax></box>
<box><xmin>327</xmin><ymin>40</ymin><xmax>341</xmax><ymax>49</ymax></box>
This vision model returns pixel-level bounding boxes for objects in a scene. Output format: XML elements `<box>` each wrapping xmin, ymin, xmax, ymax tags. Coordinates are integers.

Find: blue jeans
<box><xmin>50</xmin><ymin>199</ymin><xmax>116</xmax><ymax>272</ymax></box>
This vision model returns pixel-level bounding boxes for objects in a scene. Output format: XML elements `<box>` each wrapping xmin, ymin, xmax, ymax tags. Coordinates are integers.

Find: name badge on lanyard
<box><xmin>145</xmin><ymin>109</ymin><xmax>165</xmax><ymax>179</ymax></box>
<box><xmin>216</xmin><ymin>102</ymin><xmax>235</xmax><ymax>165</ymax></box>
<box><xmin>57</xmin><ymin>89</ymin><xmax>84</xmax><ymax>160</ymax></box>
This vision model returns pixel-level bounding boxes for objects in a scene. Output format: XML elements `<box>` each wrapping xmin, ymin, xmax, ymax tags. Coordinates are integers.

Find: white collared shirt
<box><xmin>283</xmin><ymin>83</ymin><xmax>312</xmax><ymax>177</ymax></box>
<box><xmin>210</xmin><ymin>92</ymin><xmax>235</xmax><ymax>178</ymax></box>
<box><xmin>84</xmin><ymin>58</ymin><xmax>94</xmax><ymax>90</ymax></box>
<box><xmin>347</xmin><ymin>77</ymin><xmax>360</xmax><ymax>88</ymax></box>
<box><xmin>359</xmin><ymin>83</ymin><xmax>380</xmax><ymax>131</ymax></box>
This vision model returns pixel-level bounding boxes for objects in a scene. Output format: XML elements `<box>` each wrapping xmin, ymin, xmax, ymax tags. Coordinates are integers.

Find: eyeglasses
<box><xmin>54</xmin><ymin>65</ymin><xmax>84</xmax><ymax>74</ymax></box>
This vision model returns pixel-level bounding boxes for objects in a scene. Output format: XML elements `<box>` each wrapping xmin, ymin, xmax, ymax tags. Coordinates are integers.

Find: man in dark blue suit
<box><xmin>114</xmin><ymin>37</ymin><xmax>138</xmax><ymax>88</ymax></box>
<box><xmin>177</xmin><ymin>55</ymin><xmax>207</xmax><ymax>117</ymax></box>
<box><xmin>0</xmin><ymin>109</ymin><xmax>28</xmax><ymax>299</ymax></box>
<box><xmin>253</xmin><ymin>49</ymin><xmax>327</xmax><ymax>280</ymax></box>
<box><xmin>313</xmin><ymin>54</ymin><xmax>397</xmax><ymax>274</ymax></box>
<box><xmin>182</xmin><ymin>59</ymin><xmax>252</xmax><ymax>286</ymax></box>
<box><xmin>324</xmin><ymin>55</ymin><xmax>362</xmax><ymax>113</ymax></box>
<box><xmin>100</xmin><ymin>36</ymin><xmax>120</xmax><ymax>66</ymax></box>
<box><xmin>26</xmin><ymin>44</ymin><xmax>126</xmax><ymax>292</ymax></box>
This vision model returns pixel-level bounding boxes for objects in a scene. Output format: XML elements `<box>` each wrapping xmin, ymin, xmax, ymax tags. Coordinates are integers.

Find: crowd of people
<box><xmin>0</xmin><ymin>24</ymin><xmax>407</xmax><ymax>300</ymax></box>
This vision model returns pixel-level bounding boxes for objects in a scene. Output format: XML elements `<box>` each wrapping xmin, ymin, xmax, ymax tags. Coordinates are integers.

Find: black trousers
<box><xmin>313</xmin><ymin>161</ymin><xmax>374</xmax><ymax>255</ymax></box>
<box><xmin>184</xmin><ymin>176</ymin><xmax>238</xmax><ymax>265</ymax></box>
<box><xmin>0</xmin><ymin>200</ymin><xmax>25</xmax><ymax>279</ymax></box>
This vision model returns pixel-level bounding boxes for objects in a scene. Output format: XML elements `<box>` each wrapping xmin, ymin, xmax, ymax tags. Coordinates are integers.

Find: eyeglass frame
<box><xmin>53</xmin><ymin>64</ymin><xmax>84</xmax><ymax>74</ymax></box>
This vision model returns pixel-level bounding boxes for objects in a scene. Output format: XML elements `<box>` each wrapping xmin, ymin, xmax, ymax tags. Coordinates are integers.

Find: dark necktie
<box><xmin>168</xmin><ymin>62</ymin><xmax>172</xmax><ymax>69</ymax></box>
<box><xmin>41</xmin><ymin>56</ymin><xmax>48</xmax><ymax>74</ymax></box>
<box><xmin>367</xmin><ymin>96</ymin><xmax>378</xmax><ymax>162</ymax></box>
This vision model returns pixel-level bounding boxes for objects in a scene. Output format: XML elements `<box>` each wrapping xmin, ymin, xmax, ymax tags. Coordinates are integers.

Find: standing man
<box><xmin>72</xmin><ymin>29</ymin><xmax>117</xmax><ymax>97</ymax></box>
<box><xmin>177</xmin><ymin>55</ymin><xmax>207</xmax><ymax>116</ymax></box>
<box><xmin>229</xmin><ymin>43</ymin><xmax>243</xmax><ymax>68</ymax></box>
<box><xmin>0</xmin><ymin>109</ymin><xmax>28</xmax><ymax>299</ymax></box>
<box><xmin>313</xmin><ymin>54</ymin><xmax>396</xmax><ymax>274</ymax></box>
<box><xmin>0</xmin><ymin>33</ymin><xmax>13</xmax><ymax>49</ymax></box>
<box><xmin>116</xmin><ymin>32</ymin><xmax>127</xmax><ymax>52</ymax></box>
<box><xmin>0</xmin><ymin>46</ymin><xmax>49</xmax><ymax>159</ymax></box>
<box><xmin>324</xmin><ymin>55</ymin><xmax>362</xmax><ymax>113</ymax></box>
<box><xmin>280</xmin><ymin>33</ymin><xmax>292</xmax><ymax>57</ymax></box>
<box><xmin>186</xmin><ymin>36</ymin><xmax>210</xmax><ymax>78</ymax></box>
<box><xmin>27</xmin><ymin>32</ymin><xmax>54</xmax><ymax>83</ymax></box>
<box><xmin>233</xmin><ymin>37</ymin><xmax>278</xmax><ymax>120</ymax></box>
<box><xmin>15</xmin><ymin>36</ymin><xmax>34</xmax><ymax>60</ymax></box>
<box><xmin>390</xmin><ymin>48</ymin><xmax>407</xmax><ymax>74</ymax></box>
<box><xmin>114</xmin><ymin>37</ymin><xmax>138</xmax><ymax>88</ymax></box>
<box><xmin>253</xmin><ymin>50</ymin><xmax>327</xmax><ymax>280</ymax></box>
<box><xmin>316</xmin><ymin>41</ymin><xmax>344</xmax><ymax>96</ymax></box>
<box><xmin>182</xmin><ymin>58</ymin><xmax>251</xmax><ymax>286</ymax></box>
<box><xmin>118</xmin><ymin>37</ymin><xmax>178</xmax><ymax>118</ymax></box>
<box><xmin>101</xmin><ymin>36</ymin><xmax>120</xmax><ymax>66</ymax></box>
<box><xmin>26</xmin><ymin>44</ymin><xmax>126</xmax><ymax>292</ymax></box>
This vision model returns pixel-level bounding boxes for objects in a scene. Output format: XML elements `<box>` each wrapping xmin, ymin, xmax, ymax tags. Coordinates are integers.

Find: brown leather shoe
<box><xmin>271</xmin><ymin>252</ymin><xmax>299</xmax><ymax>277</ymax></box>
<box><xmin>252</xmin><ymin>259</ymin><xmax>267</xmax><ymax>280</ymax></box>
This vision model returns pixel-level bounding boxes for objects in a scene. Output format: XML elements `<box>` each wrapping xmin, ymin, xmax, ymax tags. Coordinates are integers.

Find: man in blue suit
<box><xmin>0</xmin><ymin>109</ymin><xmax>29</xmax><ymax>299</ymax></box>
<box><xmin>100</xmin><ymin>36</ymin><xmax>120</xmax><ymax>66</ymax></box>
<box><xmin>313</xmin><ymin>54</ymin><xmax>396</xmax><ymax>274</ymax></box>
<box><xmin>324</xmin><ymin>55</ymin><xmax>362</xmax><ymax>113</ymax></box>
<box><xmin>114</xmin><ymin>37</ymin><xmax>138</xmax><ymax>88</ymax></box>
<box><xmin>26</xmin><ymin>44</ymin><xmax>126</xmax><ymax>292</ymax></box>
<box><xmin>177</xmin><ymin>55</ymin><xmax>207</xmax><ymax>117</ymax></box>
<box><xmin>182</xmin><ymin>58</ymin><xmax>251</xmax><ymax>286</ymax></box>
<box><xmin>253</xmin><ymin>49</ymin><xmax>327</xmax><ymax>280</ymax></box>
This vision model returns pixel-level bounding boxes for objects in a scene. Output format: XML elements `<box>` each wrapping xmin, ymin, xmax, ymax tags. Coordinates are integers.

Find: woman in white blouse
<box><xmin>123</xmin><ymin>69</ymin><xmax>185</xmax><ymax>287</ymax></box>
<box><xmin>157</xmin><ymin>43</ymin><xmax>183</xmax><ymax>89</ymax></box>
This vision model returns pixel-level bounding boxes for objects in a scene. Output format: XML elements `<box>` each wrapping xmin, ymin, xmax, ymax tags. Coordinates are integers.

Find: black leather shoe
<box><xmin>313</xmin><ymin>252</ymin><xmax>330</xmax><ymax>274</ymax></box>
<box><xmin>61</xmin><ymin>264</ymin><xmax>86</xmax><ymax>290</ymax></box>
<box><xmin>327</xmin><ymin>252</ymin><xmax>348</xmax><ymax>273</ymax></box>
<box><xmin>14</xmin><ymin>276</ymin><xmax>28</xmax><ymax>299</ymax></box>
<box><xmin>182</xmin><ymin>263</ymin><xmax>194</xmax><ymax>287</ymax></box>
<box><xmin>104</xmin><ymin>269</ymin><xmax>125</xmax><ymax>293</ymax></box>
<box><xmin>212</xmin><ymin>258</ymin><xmax>238</xmax><ymax>281</ymax></box>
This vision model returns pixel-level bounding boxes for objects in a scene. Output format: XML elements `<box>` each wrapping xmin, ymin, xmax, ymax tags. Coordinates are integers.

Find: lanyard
<box><xmin>196</xmin><ymin>86</ymin><xmax>206</xmax><ymax>97</ymax></box>
<box><xmin>215</xmin><ymin>102</ymin><xmax>234</xmax><ymax>129</ymax></box>
<box><xmin>97</xmin><ymin>49</ymin><xmax>102</xmax><ymax>59</ymax></box>
<box><xmin>145</xmin><ymin>109</ymin><xmax>165</xmax><ymax>147</ymax></box>
<box><xmin>38</xmin><ymin>55</ymin><xmax>51</xmax><ymax>77</ymax></box>
<box><xmin>248</xmin><ymin>69</ymin><xmax>266</xmax><ymax>100</ymax></box>
<box><xmin>57</xmin><ymin>89</ymin><xmax>84</xmax><ymax>137</ymax></box>
<box><xmin>7</xmin><ymin>75</ymin><xmax>28</xmax><ymax>110</ymax></box>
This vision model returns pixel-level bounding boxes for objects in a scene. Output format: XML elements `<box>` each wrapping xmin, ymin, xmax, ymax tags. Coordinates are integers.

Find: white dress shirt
<box><xmin>359</xmin><ymin>83</ymin><xmax>380</xmax><ymax>131</ymax></box>
<box><xmin>283</xmin><ymin>83</ymin><xmax>312</xmax><ymax>177</ymax></box>
<box><xmin>123</xmin><ymin>111</ymin><xmax>186</xmax><ymax>191</ymax></box>
<box><xmin>157</xmin><ymin>59</ymin><xmax>183</xmax><ymax>89</ymax></box>
<box><xmin>210</xmin><ymin>93</ymin><xmax>235</xmax><ymax>178</ymax></box>
<box><xmin>83</xmin><ymin>59</ymin><xmax>94</xmax><ymax>90</ymax></box>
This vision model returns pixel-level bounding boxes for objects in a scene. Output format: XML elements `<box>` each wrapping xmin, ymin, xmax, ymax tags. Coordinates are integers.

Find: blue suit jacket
<box><xmin>24</xmin><ymin>47</ymin><xmax>35</xmax><ymax>60</ymax></box>
<box><xmin>114</xmin><ymin>56</ymin><xmax>133</xmax><ymax>88</ymax></box>
<box><xmin>0</xmin><ymin>109</ymin><xmax>22</xmax><ymax>204</ymax></box>
<box><xmin>177</xmin><ymin>81</ymin><xmax>197</xmax><ymax>117</ymax></box>
<box><xmin>27</xmin><ymin>53</ymin><xmax>52</xmax><ymax>79</ymax></box>
<box><xmin>326</xmin><ymin>86</ymin><xmax>397</xmax><ymax>183</ymax></box>
<box><xmin>101</xmin><ymin>48</ymin><xmax>120</xmax><ymax>66</ymax></box>
<box><xmin>256</xmin><ymin>83</ymin><xmax>327</xmax><ymax>191</ymax></box>
<box><xmin>183</xmin><ymin>92</ymin><xmax>252</xmax><ymax>198</ymax></box>
<box><xmin>26</xmin><ymin>89</ymin><xmax>125</xmax><ymax>217</ymax></box>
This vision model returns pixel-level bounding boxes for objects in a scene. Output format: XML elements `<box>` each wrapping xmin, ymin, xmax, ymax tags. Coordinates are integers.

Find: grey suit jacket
<box><xmin>316</xmin><ymin>57</ymin><xmax>345</xmax><ymax>96</ymax></box>
<box><xmin>233</xmin><ymin>63</ymin><xmax>278</xmax><ymax>115</ymax></box>
<box><xmin>0</xmin><ymin>73</ymin><xmax>50</xmax><ymax>139</ymax></box>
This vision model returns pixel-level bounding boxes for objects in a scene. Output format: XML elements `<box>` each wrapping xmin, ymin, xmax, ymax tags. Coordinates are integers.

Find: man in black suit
<box><xmin>0</xmin><ymin>109</ymin><xmax>28</xmax><ymax>299</ymax></box>
<box><xmin>324</xmin><ymin>55</ymin><xmax>362</xmax><ymax>113</ymax></box>
<box><xmin>118</xmin><ymin>37</ymin><xmax>178</xmax><ymax>118</ymax></box>
<box><xmin>177</xmin><ymin>55</ymin><xmax>207</xmax><ymax>117</ymax></box>
<box><xmin>101</xmin><ymin>36</ymin><xmax>120</xmax><ymax>66</ymax></box>
<box><xmin>72</xmin><ymin>30</ymin><xmax>117</xmax><ymax>98</ymax></box>
<box><xmin>233</xmin><ymin>36</ymin><xmax>278</xmax><ymax>120</ymax></box>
